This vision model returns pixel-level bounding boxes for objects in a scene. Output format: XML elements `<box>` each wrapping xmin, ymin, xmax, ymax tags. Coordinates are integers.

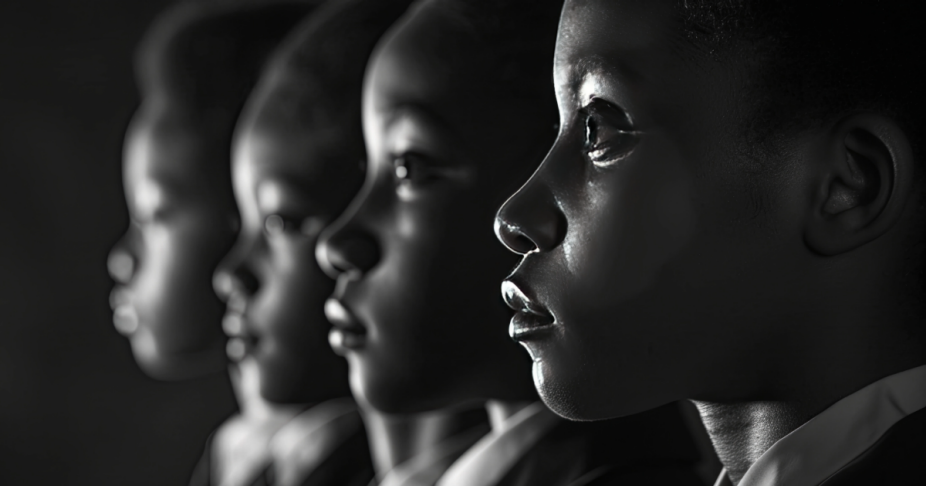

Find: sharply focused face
<box><xmin>213</xmin><ymin>68</ymin><xmax>361</xmax><ymax>404</ymax></box>
<box><xmin>497</xmin><ymin>0</ymin><xmax>811</xmax><ymax>420</ymax></box>
<box><xmin>315</xmin><ymin>4</ymin><xmax>550</xmax><ymax>413</ymax></box>
<box><xmin>108</xmin><ymin>97</ymin><xmax>236</xmax><ymax>380</ymax></box>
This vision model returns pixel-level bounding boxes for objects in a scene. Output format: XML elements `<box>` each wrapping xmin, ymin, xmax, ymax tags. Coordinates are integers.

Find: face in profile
<box><xmin>496</xmin><ymin>0</ymin><xmax>822</xmax><ymax>420</ymax></box>
<box><xmin>108</xmin><ymin>98</ymin><xmax>236</xmax><ymax>380</ymax></box>
<box><xmin>316</xmin><ymin>4</ymin><xmax>551</xmax><ymax>414</ymax></box>
<box><xmin>213</xmin><ymin>67</ymin><xmax>361</xmax><ymax>404</ymax></box>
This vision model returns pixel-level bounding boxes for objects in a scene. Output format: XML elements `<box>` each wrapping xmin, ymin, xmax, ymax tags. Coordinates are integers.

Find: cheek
<box><xmin>271</xmin><ymin>244</ymin><xmax>332</xmax><ymax>313</ymax></box>
<box><xmin>565</xmin><ymin>157</ymin><xmax>698</xmax><ymax>306</ymax></box>
<box><xmin>133</xmin><ymin>226</ymin><xmax>185</xmax><ymax>299</ymax></box>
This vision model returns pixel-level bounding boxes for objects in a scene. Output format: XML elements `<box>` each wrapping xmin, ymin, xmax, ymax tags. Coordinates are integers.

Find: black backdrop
<box><xmin>0</xmin><ymin>1</ymin><xmax>237</xmax><ymax>484</ymax></box>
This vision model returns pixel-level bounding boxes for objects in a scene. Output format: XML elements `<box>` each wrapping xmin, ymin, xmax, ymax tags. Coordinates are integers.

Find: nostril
<box><xmin>495</xmin><ymin>219</ymin><xmax>538</xmax><ymax>256</ymax></box>
<box><xmin>213</xmin><ymin>265</ymin><xmax>259</xmax><ymax>302</ymax></box>
<box><xmin>320</xmin><ymin>232</ymin><xmax>381</xmax><ymax>278</ymax></box>
<box><xmin>512</xmin><ymin>233</ymin><xmax>538</xmax><ymax>255</ymax></box>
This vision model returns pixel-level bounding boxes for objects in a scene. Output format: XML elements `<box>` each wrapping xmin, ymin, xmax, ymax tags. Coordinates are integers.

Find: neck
<box><xmin>693</xmin><ymin>400</ymin><xmax>813</xmax><ymax>484</ymax></box>
<box><xmin>694</xmin><ymin>316</ymin><xmax>925</xmax><ymax>485</ymax></box>
<box><xmin>363</xmin><ymin>408</ymin><xmax>487</xmax><ymax>478</ymax></box>
<box><xmin>485</xmin><ymin>400</ymin><xmax>533</xmax><ymax>432</ymax></box>
<box><xmin>229</xmin><ymin>360</ymin><xmax>303</xmax><ymax>420</ymax></box>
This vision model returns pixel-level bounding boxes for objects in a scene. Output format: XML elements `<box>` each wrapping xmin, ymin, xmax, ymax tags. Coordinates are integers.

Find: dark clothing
<box><xmin>496</xmin><ymin>403</ymin><xmax>705</xmax><ymax>486</ymax></box>
<box><xmin>188</xmin><ymin>427</ymin><xmax>374</xmax><ymax>486</ymax></box>
<box><xmin>819</xmin><ymin>405</ymin><xmax>926</xmax><ymax>486</ymax></box>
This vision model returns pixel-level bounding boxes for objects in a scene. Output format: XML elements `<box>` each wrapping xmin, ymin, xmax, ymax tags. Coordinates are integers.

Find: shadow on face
<box><xmin>212</xmin><ymin>66</ymin><xmax>362</xmax><ymax>404</ymax></box>
<box><xmin>108</xmin><ymin>97</ymin><xmax>236</xmax><ymax>380</ymax></box>
<box><xmin>316</xmin><ymin>2</ymin><xmax>559</xmax><ymax>414</ymax></box>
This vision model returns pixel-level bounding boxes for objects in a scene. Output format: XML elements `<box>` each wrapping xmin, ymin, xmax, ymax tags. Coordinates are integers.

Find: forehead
<box><xmin>556</xmin><ymin>0</ymin><xmax>683</xmax><ymax>93</ymax></box>
<box><xmin>125</xmin><ymin>105</ymin><xmax>214</xmax><ymax>188</ymax></box>
<box><xmin>558</xmin><ymin>0</ymin><xmax>750</xmax><ymax>134</ymax></box>
<box><xmin>366</xmin><ymin>4</ymin><xmax>489</xmax><ymax>123</ymax></box>
<box><xmin>237</xmin><ymin>71</ymin><xmax>358</xmax><ymax>183</ymax></box>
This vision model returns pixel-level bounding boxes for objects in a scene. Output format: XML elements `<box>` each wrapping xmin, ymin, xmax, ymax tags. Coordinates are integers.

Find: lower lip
<box><xmin>328</xmin><ymin>328</ymin><xmax>367</xmax><ymax>355</ymax></box>
<box><xmin>113</xmin><ymin>305</ymin><xmax>139</xmax><ymax>335</ymax></box>
<box><xmin>509</xmin><ymin>311</ymin><xmax>555</xmax><ymax>342</ymax></box>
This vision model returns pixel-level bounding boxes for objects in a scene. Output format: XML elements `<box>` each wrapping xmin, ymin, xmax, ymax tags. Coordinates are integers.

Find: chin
<box><xmin>133</xmin><ymin>348</ymin><xmax>225</xmax><ymax>382</ymax></box>
<box><xmin>347</xmin><ymin>355</ymin><xmax>441</xmax><ymax>414</ymax></box>
<box><xmin>258</xmin><ymin>356</ymin><xmax>351</xmax><ymax>405</ymax></box>
<box><xmin>536</xmin><ymin>357</ymin><xmax>678</xmax><ymax>422</ymax></box>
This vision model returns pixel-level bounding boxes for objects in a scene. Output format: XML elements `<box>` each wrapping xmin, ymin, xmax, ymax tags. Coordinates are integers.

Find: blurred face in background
<box><xmin>213</xmin><ymin>65</ymin><xmax>362</xmax><ymax>404</ymax></box>
<box><xmin>315</xmin><ymin>2</ymin><xmax>553</xmax><ymax>414</ymax></box>
<box><xmin>109</xmin><ymin>95</ymin><xmax>237</xmax><ymax>380</ymax></box>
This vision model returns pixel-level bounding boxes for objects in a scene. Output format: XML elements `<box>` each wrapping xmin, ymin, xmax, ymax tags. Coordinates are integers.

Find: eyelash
<box><xmin>392</xmin><ymin>152</ymin><xmax>442</xmax><ymax>188</ymax></box>
<box><xmin>582</xmin><ymin>108</ymin><xmax>640</xmax><ymax>167</ymax></box>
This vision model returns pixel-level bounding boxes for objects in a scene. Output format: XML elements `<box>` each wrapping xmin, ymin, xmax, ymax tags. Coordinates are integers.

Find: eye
<box><xmin>393</xmin><ymin>153</ymin><xmax>441</xmax><ymax>187</ymax></box>
<box><xmin>582</xmin><ymin>102</ymin><xmax>640</xmax><ymax>166</ymax></box>
<box><xmin>264</xmin><ymin>214</ymin><xmax>325</xmax><ymax>237</ymax></box>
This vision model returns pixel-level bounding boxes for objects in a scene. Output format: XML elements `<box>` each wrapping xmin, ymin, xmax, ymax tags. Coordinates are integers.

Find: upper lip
<box><xmin>325</xmin><ymin>274</ymin><xmax>366</xmax><ymax>333</ymax></box>
<box><xmin>501</xmin><ymin>279</ymin><xmax>552</xmax><ymax>320</ymax></box>
<box><xmin>109</xmin><ymin>286</ymin><xmax>129</xmax><ymax>311</ymax></box>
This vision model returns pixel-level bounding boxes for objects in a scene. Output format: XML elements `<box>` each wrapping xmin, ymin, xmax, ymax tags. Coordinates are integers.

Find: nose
<box><xmin>108</xmin><ymin>235</ymin><xmax>136</xmax><ymax>284</ymax></box>
<box><xmin>316</xmin><ymin>224</ymin><xmax>381</xmax><ymax>280</ymax></box>
<box><xmin>213</xmin><ymin>247</ymin><xmax>260</xmax><ymax>304</ymax></box>
<box><xmin>495</xmin><ymin>178</ymin><xmax>565</xmax><ymax>255</ymax></box>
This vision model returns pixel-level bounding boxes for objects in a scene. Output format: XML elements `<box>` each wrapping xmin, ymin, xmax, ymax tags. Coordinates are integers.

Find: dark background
<box><xmin>0</xmin><ymin>1</ymin><xmax>237</xmax><ymax>484</ymax></box>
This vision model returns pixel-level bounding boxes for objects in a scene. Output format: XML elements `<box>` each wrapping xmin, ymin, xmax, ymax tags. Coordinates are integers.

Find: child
<box><xmin>495</xmin><ymin>1</ymin><xmax>926</xmax><ymax>484</ymax></box>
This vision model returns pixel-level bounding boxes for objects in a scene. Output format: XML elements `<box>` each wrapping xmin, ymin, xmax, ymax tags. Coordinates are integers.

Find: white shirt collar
<box><xmin>270</xmin><ymin>398</ymin><xmax>362</xmax><ymax>486</ymax></box>
<box><xmin>436</xmin><ymin>402</ymin><xmax>561</xmax><ymax>486</ymax></box>
<box><xmin>715</xmin><ymin>364</ymin><xmax>926</xmax><ymax>486</ymax></box>
<box><xmin>377</xmin><ymin>423</ymin><xmax>488</xmax><ymax>486</ymax></box>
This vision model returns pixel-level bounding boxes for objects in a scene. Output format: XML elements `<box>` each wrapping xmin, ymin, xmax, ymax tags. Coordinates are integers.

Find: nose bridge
<box><xmin>496</xmin><ymin>153</ymin><xmax>565</xmax><ymax>255</ymax></box>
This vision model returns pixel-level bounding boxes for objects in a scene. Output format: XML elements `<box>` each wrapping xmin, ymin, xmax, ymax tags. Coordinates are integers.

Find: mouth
<box><xmin>501</xmin><ymin>280</ymin><xmax>555</xmax><ymax>341</ymax></box>
<box><xmin>222</xmin><ymin>310</ymin><xmax>256</xmax><ymax>362</ymax></box>
<box><xmin>110</xmin><ymin>287</ymin><xmax>139</xmax><ymax>335</ymax></box>
<box><xmin>324</xmin><ymin>298</ymin><xmax>367</xmax><ymax>354</ymax></box>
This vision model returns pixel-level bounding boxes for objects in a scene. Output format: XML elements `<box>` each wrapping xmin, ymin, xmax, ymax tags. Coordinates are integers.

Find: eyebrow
<box><xmin>383</xmin><ymin>102</ymin><xmax>454</xmax><ymax>134</ymax></box>
<box><xmin>257</xmin><ymin>178</ymin><xmax>323</xmax><ymax>211</ymax></box>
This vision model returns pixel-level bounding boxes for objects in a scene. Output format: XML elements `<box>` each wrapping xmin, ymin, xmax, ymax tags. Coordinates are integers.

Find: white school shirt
<box><xmin>435</xmin><ymin>402</ymin><xmax>561</xmax><ymax>486</ymax></box>
<box><xmin>714</xmin><ymin>364</ymin><xmax>926</xmax><ymax>486</ymax></box>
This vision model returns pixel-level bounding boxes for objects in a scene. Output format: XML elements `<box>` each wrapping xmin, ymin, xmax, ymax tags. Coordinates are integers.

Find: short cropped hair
<box><xmin>677</xmin><ymin>1</ymin><xmax>925</xmax><ymax>158</ymax></box>
<box><xmin>135</xmin><ymin>0</ymin><xmax>318</xmax><ymax>122</ymax></box>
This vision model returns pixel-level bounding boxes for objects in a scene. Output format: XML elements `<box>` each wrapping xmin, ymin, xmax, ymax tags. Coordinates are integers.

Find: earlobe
<box><xmin>805</xmin><ymin>114</ymin><xmax>915</xmax><ymax>256</ymax></box>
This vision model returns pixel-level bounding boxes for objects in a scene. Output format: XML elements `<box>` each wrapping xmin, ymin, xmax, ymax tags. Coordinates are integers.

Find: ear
<box><xmin>804</xmin><ymin>113</ymin><xmax>916</xmax><ymax>256</ymax></box>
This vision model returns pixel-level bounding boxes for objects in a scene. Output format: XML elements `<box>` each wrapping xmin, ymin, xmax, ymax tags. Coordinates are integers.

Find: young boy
<box><xmin>495</xmin><ymin>1</ymin><xmax>926</xmax><ymax>484</ymax></box>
